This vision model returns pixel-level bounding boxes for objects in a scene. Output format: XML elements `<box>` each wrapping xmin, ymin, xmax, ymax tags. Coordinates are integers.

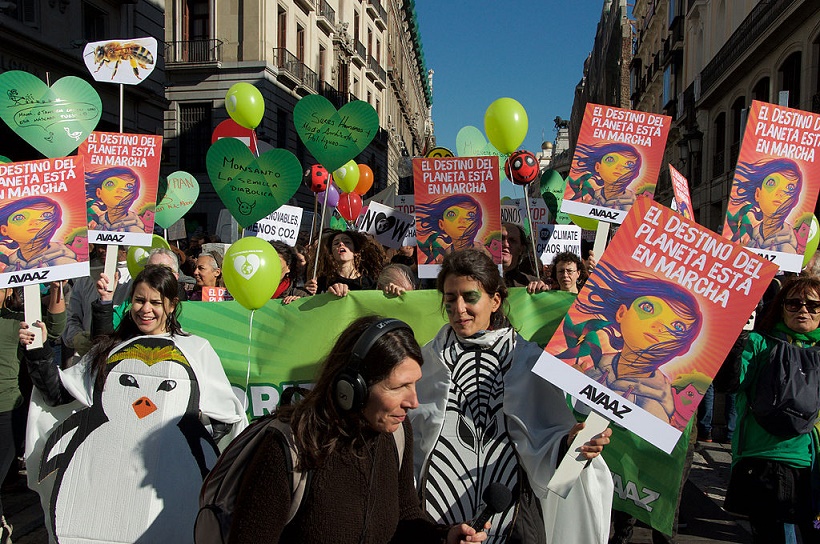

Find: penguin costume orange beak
<box><xmin>132</xmin><ymin>396</ymin><xmax>158</xmax><ymax>419</ymax></box>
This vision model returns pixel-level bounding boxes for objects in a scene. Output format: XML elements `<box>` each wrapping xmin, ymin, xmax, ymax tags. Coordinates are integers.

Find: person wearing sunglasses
<box><xmin>726</xmin><ymin>275</ymin><xmax>820</xmax><ymax>543</ymax></box>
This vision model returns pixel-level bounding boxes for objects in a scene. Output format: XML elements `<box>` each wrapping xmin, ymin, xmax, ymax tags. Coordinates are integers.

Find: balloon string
<box><xmin>313</xmin><ymin>188</ymin><xmax>330</xmax><ymax>279</ymax></box>
<box><xmin>243</xmin><ymin>309</ymin><xmax>255</xmax><ymax>412</ymax></box>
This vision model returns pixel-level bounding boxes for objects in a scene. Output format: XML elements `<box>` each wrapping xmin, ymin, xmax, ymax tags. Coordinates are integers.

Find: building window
<box><xmin>179</xmin><ymin>103</ymin><xmax>212</xmax><ymax>172</ymax></box>
<box><xmin>11</xmin><ymin>0</ymin><xmax>37</xmax><ymax>26</ymax></box>
<box><xmin>376</xmin><ymin>39</ymin><xmax>381</xmax><ymax>64</ymax></box>
<box><xmin>278</xmin><ymin>7</ymin><xmax>287</xmax><ymax>51</ymax></box>
<box><xmin>752</xmin><ymin>77</ymin><xmax>770</xmax><ymax>102</ymax></box>
<box><xmin>318</xmin><ymin>45</ymin><xmax>327</xmax><ymax>82</ymax></box>
<box><xmin>367</xmin><ymin>29</ymin><xmax>373</xmax><ymax>57</ymax></box>
<box><xmin>779</xmin><ymin>52</ymin><xmax>802</xmax><ymax>108</ymax></box>
<box><xmin>83</xmin><ymin>2</ymin><xmax>106</xmax><ymax>42</ymax></box>
<box><xmin>730</xmin><ymin>97</ymin><xmax>745</xmax><ymax>169</ymax></box>
<box><xmin>712</xmin><ymin>112</ymin><xmax>726</xmax><ymax>177</ymax></box>
<box><xmin>184</xmin><ymin>0</ymin><xmax>210</xmax><ymax>41</ymax></box>
<box><xmin>277</xmin><ymin>108</ymin><xmax>288</xmax><ymax>149</ymax></box>
<box><xmin>354</xmin><ymin>11</ymin><xmax>360</xmax><ymax>44</ymax></box>
<box><xmin>297</xmin><ymin>24</ymin><xmax>305</xmax><ymax>62</ymax></box>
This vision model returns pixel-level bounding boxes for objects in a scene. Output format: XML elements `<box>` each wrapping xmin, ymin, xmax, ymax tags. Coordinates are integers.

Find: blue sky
<box><xmin>415</xmin><ymin>0</ymin><xmax>608</xmax><ymax>161</ymax></box>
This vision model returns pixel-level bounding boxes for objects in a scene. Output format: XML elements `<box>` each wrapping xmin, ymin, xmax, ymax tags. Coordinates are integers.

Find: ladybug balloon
<box><xmin>304</xmin><ymin>164</ymin><xmax>330</xmax><ymax>193</ymax></box>
<box><xmin>505</xmin><ymin>150</ymin><xmax>539</xmax><ymax>185</ymax></box>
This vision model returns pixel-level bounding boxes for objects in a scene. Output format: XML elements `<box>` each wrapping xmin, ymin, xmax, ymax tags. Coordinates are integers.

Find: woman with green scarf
<box><xmin>727</xmin><ymin>275</ymin><xmax>820</xmax><ymax>543</ymax></box>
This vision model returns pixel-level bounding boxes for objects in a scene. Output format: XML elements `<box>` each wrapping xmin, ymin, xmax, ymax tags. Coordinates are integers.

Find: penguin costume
<box><xmin>25</xmin><ymin>334</ymin><xmax>247</xmax><ymax>544</ymax></box>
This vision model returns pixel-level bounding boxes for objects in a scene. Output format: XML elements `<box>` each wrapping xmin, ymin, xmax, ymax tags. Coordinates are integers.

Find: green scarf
<box><xmin>773</xmin><ymin>321</ymin><xmax>820</xmax><ymax>347</ymax></box>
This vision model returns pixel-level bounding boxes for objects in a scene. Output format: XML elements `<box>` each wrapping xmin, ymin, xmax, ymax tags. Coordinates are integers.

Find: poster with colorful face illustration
<box><xmin>562</xmin><ymin>104</ymin><xmax>671</xmax><ymax>224</ymax></box>
<box><xmin>80</xmin><ymin>132</ymin><xmax>162</xmax><ymax>247</ymax></box>
<box><xmin>533</xmin><ymin>197</ymin><xmax>777</xmax><ymax>453</ymax></box>
<box><xmin>413</xmin><ymin>156</ymin><xmax>502</xmax><ymax>278</ymax></box>
<box><xmin>721</xmin><ymin>100</ymin><xmax>820</xmax><ymax>272</ymax></box>
<box><xmin>0</xmin><ymin>157</ymin><xmax>89</xmax><ymax>287</ymax></box>
<box><xmin>669</xmin><ymin>165</ymin><xmax>694</xmax><ymax>221</ymax></box>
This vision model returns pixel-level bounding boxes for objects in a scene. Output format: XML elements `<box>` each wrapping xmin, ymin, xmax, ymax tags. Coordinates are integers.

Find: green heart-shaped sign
<box><xmin>155</xmin><ymin>170</ymin><xmax>200</xmax><ymax>229</ymax></box>
<box><xmin>293</xmin><ymin>95</ymin><xmax>378</xmax><ymax>172</ymax></box>
<box><xmin>455</xmin><ymin>125</ymin><xmax>507</xmax><ymax>181</ymax></box>
<box><xmin>0</xmin><ymin>71</ymin><xmax>101</xmax><ymax>158</ymax></box>
<box><xmin>206</xmin><ymin>138</ymin><xmax>302</xmax><ymax>228</ymax></box>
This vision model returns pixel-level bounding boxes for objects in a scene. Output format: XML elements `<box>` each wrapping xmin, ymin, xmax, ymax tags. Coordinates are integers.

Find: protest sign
<box><xmin>202</xmin><ymin>286</ymin><xmax>232</xmax><ymax>302</ymax></box>
<box><xmin>669</xmin><ymin>165</ymin><xmax>693</xmax><ymax>220</ymax></box>
<box><xmin>243</xmin><ymin>204</ymin><xmax>303</xmax><ymax>246</ymax></box>
<box><xmin>392</xmin><ymin>195</ymin><xmax>417</xmax><ymax>247</ymax></box>
<box><xmin>358</xmin><ymin>201</ymin><xmax>415</xmax><ymax>249</ymax></box>
<box><xmin>0</xmin><ymin>157</ymin><xmax>89</xmax><ymax>287</ymax></box>
<box><xmin>534</xmin><ymin>196</ymin><xmax>778</xmax><ymax>453</ymax></box>
<box><xmin>83</xmin><ymin>37</ymin><xmax>158</xmax><ymax>85</ymax></box>
<box><xmin>721</xmin><ymin>100</ymin><xmax>820</xmax><ymax>272</ymax></box>
<box><xmin>413</xmin><ymin>156</ymin><xmax>502</xmax><ymax>277</ymax></box>
<box><xmin>562</xmin><ymin>104</ymin><xmax>670</xmax><ymax>224</ymax></box>
<box><xmin>80</xmin><ymin>131</ymin><xmax>161</xmax><ymax>247</ymax></box>
<box><xmin>537</xmin><ymin>225</ymin><xmax>582</xmax><ymax>265</ymax></box>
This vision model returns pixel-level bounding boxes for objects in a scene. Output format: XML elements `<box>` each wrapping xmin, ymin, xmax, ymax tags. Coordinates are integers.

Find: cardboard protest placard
<box><xmin>533</xmin><ymin>197</ymin><xmax>778</xmax><ymax>453</ymax></box>
<box><xmin>358</xmin><ymin>201</ymin><xmax>415</xmax><ymax>249</ymax></box>
<box><xmin>80</xmin><ymin>131</ymin><xmax>161</xmax><ymax>247</ymax></box>
<box><xmin>721</xmin><ymin>100</ymin><xmax>820</xmax><ymax>272</ymax></box>
<box><xmin>669</xmin><ymin>165</ymin><xmax>694</xmax><ymax>220</ymax></box>
<box><xmin>562</xmin><ymin>104</ymin><xmax>671</xmax><ymax>224</ymax></box>
<box><xmin>501</xmin><ymin>197</ymin><xmax>550</xmax><ymax>229</ymax></box>
<box><xmin>413</xmin><ymin>156</ymin><xmax>502</xmax><ymax>277</ymax></box>
<box><xmin>393</xmin><ymin>195</ymin><xmax>417</xmax><ymax>247</ymax></box>
<box><xmin>0</xmin><ymin>157</ymin><xmax>89</xmax><ymax>287</ymax></box>
<box><xmin>83</xmin><ymin>37</ymin><xmax>158</xmax><ymax>85</ymax></box>
<box><xmin>537</xmin><ymin>225</ymin><xmax>583</xmax><ymax>265</ymax></box>
<box><xmin>243</xmin><ymin>204</ymin><xmax>303</xmax><ymax>246</ymax></box>
<box><xmin>202</xmin><ymin>286</ymin><xmax>232</xmax><ymax>302</ymax></box>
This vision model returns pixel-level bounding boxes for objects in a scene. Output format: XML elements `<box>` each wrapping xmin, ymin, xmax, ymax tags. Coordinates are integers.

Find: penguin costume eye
<box><xmin>119</xmin><ymin>374</ymin><xmax>139</xmax><ymax>388</ymax></box>
<box><xmin>157</xmin><ymin>380</ymin><xmax>177</xmax><ymax>392</ymax></box>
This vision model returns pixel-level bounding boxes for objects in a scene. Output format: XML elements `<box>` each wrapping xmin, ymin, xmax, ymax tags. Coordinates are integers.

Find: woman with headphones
<box><xmin>228</xmin><ymin>316</ymin><xmax>488</xmax><ymax>543</ymax></box>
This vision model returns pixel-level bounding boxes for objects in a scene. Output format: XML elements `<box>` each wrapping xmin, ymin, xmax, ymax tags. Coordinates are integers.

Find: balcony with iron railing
<box><xmin>165</xmin><ymin>39</ymin><xmax>222</xmax><ymax>64</ymax></box>
<box><xmin>367</xmin><ymin>0</ymin><xmax>387</xmax><ymax>30</ymax></box>
<box><xmin>352</xmin><ymin>40</ymin><xmax>367</xmax><ymax>67</ymax></box>
<box><xmin>273</xmin><ymin>48</ymin><xmax>318</xmax><ymax>92</ymax></box>
<box><xmin>366</xmin><ymin>55</ymin><xmax>386</xmax><ymax>86</ymax></box>
<box><xmin>320</xmin><ymin>81</ymin><xmax>356</xmax><ymax>109</ymax></box>
<box><xmin>699</xmin><ymin>0</ymin><xmax>795</xmax><ymax>98</ymax></box>
<box><xmin>316</xmin><ymin>0</ymin><xmax>335</xmax><ymax>33</ymax></box>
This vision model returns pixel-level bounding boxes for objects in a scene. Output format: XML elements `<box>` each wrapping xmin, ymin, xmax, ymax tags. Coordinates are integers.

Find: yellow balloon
<box><xmin>484</xmin><ymin>98</ymin><xmax>528</xmax><ymax>155</ymax></box>
<box><xmin>332</xmin><ymin>160</ymin><xmax>360</xmax><ymax>193</ymax></box>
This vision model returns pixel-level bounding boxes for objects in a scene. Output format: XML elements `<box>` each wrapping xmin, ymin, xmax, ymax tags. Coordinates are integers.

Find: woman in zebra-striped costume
<box><xmin>410</xmin><ymin>249</ymin><xmax>613</xmax><ymax>544</ymax></box>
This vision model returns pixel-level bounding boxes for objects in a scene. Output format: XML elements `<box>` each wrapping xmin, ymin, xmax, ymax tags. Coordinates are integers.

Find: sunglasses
<box><xmin>783</xmin><ymin>299</ymin><xmax>820</xmax><ymax>314</ymax></box>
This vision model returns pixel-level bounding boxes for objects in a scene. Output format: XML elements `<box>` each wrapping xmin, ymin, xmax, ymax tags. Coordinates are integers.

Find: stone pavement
<box><xmin>2</xmin><ymin>439</ymin><xmax>752</xmax><ymax>543</ymax></box>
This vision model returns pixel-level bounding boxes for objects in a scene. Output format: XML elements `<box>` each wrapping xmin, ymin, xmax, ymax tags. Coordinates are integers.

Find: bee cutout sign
<box><xmin>83</xmin><ymin>37</ymin><xmax>157</xmax><ymax>85</ymax></box>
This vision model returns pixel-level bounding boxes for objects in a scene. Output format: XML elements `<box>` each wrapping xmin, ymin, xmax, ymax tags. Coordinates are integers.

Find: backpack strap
<box><xmin>269</xmin><ymin>418</ymin><xmax>310</xmax><ymax>525</ymax></box>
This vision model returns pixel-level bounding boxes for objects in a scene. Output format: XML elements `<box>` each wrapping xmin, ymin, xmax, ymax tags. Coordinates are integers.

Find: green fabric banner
<box><xmin>179</xmin><ymin>289</ymin><xmax>686</xmax><ymax>534</ymax></box>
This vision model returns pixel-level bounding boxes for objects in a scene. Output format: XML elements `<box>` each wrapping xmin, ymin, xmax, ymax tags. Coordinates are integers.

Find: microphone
<box><xmin>470</xmin><ymin>483</ymin><xmax>513</xmax><ymax>532</ymax></box>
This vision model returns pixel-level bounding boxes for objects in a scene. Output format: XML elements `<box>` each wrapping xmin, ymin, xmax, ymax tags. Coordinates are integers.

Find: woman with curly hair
<box><xmin>556</xmin><ymin>262</ymin><xmax>703</xmax><ymax>427</ymax></box>
<box><xmin>550</xmin><ymin>251</ymin><xmax>588</xmax><ymax>294</ymax></box>
<box><xmin>569</xmin><ymin>142</ymin><xmax>643</xmax><ymax>211</ymax></box>
<box><xmin>305</xmin><ymin>230</ymin><xmax>385</xmax><ymax>297</ymax></box>
<box><xmin>416</xmin><ymin>195</ymin><xmax>484</xmax><ymax>264</ymax></box>
<box><xmin>724</xmin><ymin>158</ymin><xmax>803</xmax><ymax>253</ymax></box>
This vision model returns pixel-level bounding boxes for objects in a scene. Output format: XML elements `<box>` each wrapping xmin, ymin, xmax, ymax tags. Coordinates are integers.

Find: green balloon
<box><xmin>455</xmin><ymin>125</ymin><xmax>507</xmax><ymax>181</ymax></box>
<box><xmin>0</xmin><ymin>71</ymin><xmax>101</xmax><ymax>158</ymax></box>
<box><xmin>0</xmin><ymin>155</ymin><xmax>10</xmax><ymax>163</ymax></box>
<box><xmin>126</xmin><ymin>234</ymin><xmax>172</xmax><ymax>278</ymax></box>
<box><xmin>539</xmin><ymin>169</ymin><xmax>571</xmax><ymax>224</ymax></box>
<box><xmin>156</xmin><ymin>171</ymin><xmax>200</xmax><ymax>229</ymax></box>
<box><xmin>206</xmin><ymin>138</ymin><xmax>302</xmax><ymax>228</ymax></box>
<box><xmin>332</xmin><ymin>160</ymin><xmax>360</xmax><ymax>193</ymax></box>
<box><xmin>484</xmin><ymin>97</ymin><xmax>528</xmax><ymax>155</ymax></box>
<box><xmin>293</xmin><ymin>95</ymin><xmax>378</xmax><ymax>172</ymax></box>
<box><xmin>225</xmin><ymin>83</ymin><xmax>265</xmax><ymax>129</ymax></box>
<box><xmin>803</xmin><ymin>215</ymin><xmax>820</xmax><ymax>268</ymax></box>
<box><xmin>223</xmin><ymin>236</ymin><xmax>281</xmax><ymax>310</ymax></box>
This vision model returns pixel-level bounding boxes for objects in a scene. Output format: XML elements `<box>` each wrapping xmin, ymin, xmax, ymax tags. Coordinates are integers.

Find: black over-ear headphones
<box><xmin>334</xmin><ymin>318</ymin><xmax>410</xmax><ymax>412</ymax></box>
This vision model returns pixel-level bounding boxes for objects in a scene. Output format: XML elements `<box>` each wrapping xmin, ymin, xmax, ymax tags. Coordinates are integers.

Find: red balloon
<box><xmin>504</xmin><ymin>150</ymin><xmax>539</xmax><ymax>185</ymax></box>
<box><xmin>337</xmin><ymin>192</ymin><xmax>363</xmax><ymax>221</ymax></box>
<box><xmin>304</xmin><ymin>164</ymin><xmax>330</xmax><ymax>193</ymax></box>
<box><xmin>354</xmin><ymin>164</ymin><xmax>374</xmax><ymax>195</ymax></box>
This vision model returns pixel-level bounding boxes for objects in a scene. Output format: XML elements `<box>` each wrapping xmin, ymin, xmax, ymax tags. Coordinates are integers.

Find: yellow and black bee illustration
<box><xmin>91</xmin><ymin>42</ymin><xmax>155</xmax><ymax>80</ymax></box>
